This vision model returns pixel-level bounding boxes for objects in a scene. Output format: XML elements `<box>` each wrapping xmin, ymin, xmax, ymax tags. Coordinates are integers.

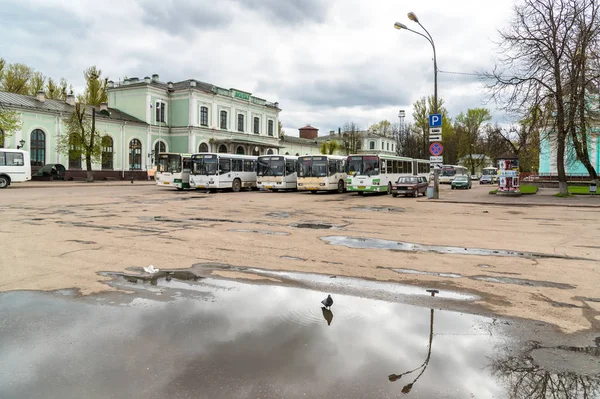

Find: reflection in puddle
<box><xmin>292</xmin><ymin>223</ymin><xmax>336</xmax><ymax>229</ymax></box>
<box><xmin>321</xmin><ymin>236</ymin><xmax>592</xmax><ymax>260</ymax></box>
<box><xmin>280</xmin><ymin>255</ymin><xmax>307</xmax><ymax>261</ymax></box>
<box><xmin>244</xmin><ymin>268</ymin><xmax>475</xmax><ymax>300</ymax></box>
<box><xmin>393</xmin><ymin>268</ymin><xmax>462</xmax><ymax>278</ymax></box>
<box><xmin>1</xmin><ymin>274</ymin><xmax>598</xmax><ymax>398</ymax></box>
<box><xmin>228</xmin><ymin>229</ymin><xmax>290</xmax><ymax>236</ymax></box>
<box><xmin>472</xmin><ymin>276</ymin><xmax>575</xmax><ymax>289</ymax></box>
<box><xmin>352</xmin><ymin>206</ymin><xmax>406</xmax><ymax>213</ymax></box>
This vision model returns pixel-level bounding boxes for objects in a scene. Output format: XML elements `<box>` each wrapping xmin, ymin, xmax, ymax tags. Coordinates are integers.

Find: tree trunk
<box><xmin>87</xmin><ymin>108</ymin><xmax>96</xmax><ymax>183</ymax></box>
<box><xmin>86</xmin><ymin>153</ymin><xmax>93</xmax><ymax>183</ymax></box>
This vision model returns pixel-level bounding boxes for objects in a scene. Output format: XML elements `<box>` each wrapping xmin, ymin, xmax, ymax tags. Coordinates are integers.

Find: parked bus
<box><xmin>0</xmin><ymin>149</ymin><xmax>31</xmax><ymax>188</ymax></box>
<box><xmin>480</xmin><ymin>166</ymin><xmax>498</xmax><ymax>183</ymax></box>
<box><xmin>346</xmin><ymin>154</ymin><xmax>415</xmax><ymax>194</ymax></box>
<box><xmin>155</xmin><ymin>152</ymin><xmax>192</xmax><ymax>190</ymax></box>
<box><xmin>297</xmin><ymin>155</ymin><xmax>347</xmax><ymax>193</ymax></box>
<box><xmin>256</xmin><ymin>155</ymin><xmax>298</xmax><ymax>191</ymax></box>
<box><xmin>439</xmin><ymin>165</ymin><xmax>468</xmax><ymax>184</ymax></box>
<box><xmin>190</xmin><ymin>153</ymin><xmax>257</xmax><ymax>192</ymax></box>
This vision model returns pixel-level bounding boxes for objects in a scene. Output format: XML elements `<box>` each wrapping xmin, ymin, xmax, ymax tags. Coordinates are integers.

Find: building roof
<box><xmin>281</xmin><ymin>135</ymin><xmax>320</xmax><ymax>146</ymax></box>
<box><xmin>299</xmin><ymin>125</ymin><xmax>318</xmax><ymax>130</ymax></box>
<box><xmin>0</xmin><ymin>91</ymin><xmax>146</xmax><ymax>125</ymax></box>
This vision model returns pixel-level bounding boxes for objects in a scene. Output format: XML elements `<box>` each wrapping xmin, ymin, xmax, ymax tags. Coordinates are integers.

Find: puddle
<box><xmin>280</xmin><ymin>255</ymin><xmax>307</xmax><ymax>261</ymax></box>
<box><xmin>57</xmin><ymin>221</ymin><xmax>167</xmax><ymax>234</ymax></box>
<box><xmin>2</xmin><ymin>277</ymin><xmax>598</xmax><ymax>399</ymax></box>
<box><xmin>243</xmin><ymin>268</ymin><xmax>475</xmax><ymax>300</ymax></box>
<box><xmin>392</xmin><ymin>268</ymin><xmax>462</xmax><ymax>278</ymax></box>
<box><xmin>321</xmin><ymin>236</ymin><xmax>593</xmax><ymax>260</ymax></box>
<box><xmin>352</xmin><ymin>206</ymin><xmax>406</xmax><ymax>213</ymax></box>
<box><xmin>292</xmin><ymin>223</ymin><xmax>336</xmax><ymax>229</ymax></box>
<box><xmin>265</xmin><ymin>212</ymin><xmax>291</xmax><ymax>218</ymax></box>
<box><xmin>471</xmin><ymin>276</ymin><xmax>575</xmax><ymax>289</ymax></box>
<box><xmin>66</xmin><ymin>240</ymin><xmax>97</xmax><ymax>245</ymax></box>
<box><xmin>228</xmin><ymin>229</ymin><xmax>290</xmax><ymax>236</ymax></box>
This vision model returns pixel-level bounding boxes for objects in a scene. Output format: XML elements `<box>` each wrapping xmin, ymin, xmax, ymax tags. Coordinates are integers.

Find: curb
<box><xmin>418</xmin><ymin>199</ymin><xmax>600</xmax><ymax>208</ymax></box>
<box><xmin>14</xmin><ymin>182</ymin><xmax>157</xmax><ymax>189</ymax></box>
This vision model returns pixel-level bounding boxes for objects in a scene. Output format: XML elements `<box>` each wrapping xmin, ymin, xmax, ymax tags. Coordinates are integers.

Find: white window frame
<box><xmin>155</xmin><ymin>101</ymin><xmax>167</xmax><ymax>124</ymax></box>
<box><xmin>199</xmin><ymin>105</ymin><xmax>209</xmax><ymax>127</ymax></box>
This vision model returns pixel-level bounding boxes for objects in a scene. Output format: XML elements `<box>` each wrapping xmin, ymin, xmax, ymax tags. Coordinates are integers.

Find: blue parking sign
<box><xmin>429</xmin><ymin>114</ymin><xmax>442</xmax><ymax>127</ymax></box>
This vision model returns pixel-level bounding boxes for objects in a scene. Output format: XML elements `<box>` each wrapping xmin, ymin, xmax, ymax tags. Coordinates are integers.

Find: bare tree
<box><xmin>486</xmin><ymin>0</ymin><xmax>589</xmax><ymax>195</ymax></box>
<box><xmin>340</xmin><ymin>122</ymin><xmax>362</xmax><ymax>155</ymax></box>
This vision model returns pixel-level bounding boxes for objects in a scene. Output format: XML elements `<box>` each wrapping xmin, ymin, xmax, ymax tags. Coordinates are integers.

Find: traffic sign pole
<box><xmin>428</xmin><ymin>114</ymin><xmax>442</xmax><ymax>199</ymax></box>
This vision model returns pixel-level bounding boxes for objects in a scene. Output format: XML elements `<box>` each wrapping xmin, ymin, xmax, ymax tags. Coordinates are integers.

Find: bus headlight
<box><xmin>298</xmin><ymin>183</ymin><xmax>303</xmax><ymax>186</ymax></box>
<box><xmin>319</xmin><ymin>183</ymin><xmax>326</xmax><ymax>186</ymax></box>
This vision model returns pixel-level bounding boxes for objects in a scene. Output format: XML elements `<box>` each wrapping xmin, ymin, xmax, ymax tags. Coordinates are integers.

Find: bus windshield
<box><xmin>347</xmin><ymin>156</ymin><xmax>379</xmax><ymax>176</ymax></box>
<box><xmin>298</xmin><ymin>156</ymin><xmax>327</xmax><ymax>177</ymax></box>
<box><xmin>258</xmin><ymin>157</ymin><xmax>285</xmax><ymax>176</ymax></box>
<box><xmin>441</xmin><ymin>167</ymin><xmax>456</xmax><ymax>177</ymax></box>
<box><xmin>482</xmin><ymin>169</ymin><xmax>496</xmax><ymax>176</ymax></box>
<box><xmin>157</xmin><ymin>154</ymin><xmax>182</xmax><ymax>173</ymax></box>
<box><xmin>192</xmin><ymin>155</ymin><xmax>218</xmax><ymax>175</ymax></box>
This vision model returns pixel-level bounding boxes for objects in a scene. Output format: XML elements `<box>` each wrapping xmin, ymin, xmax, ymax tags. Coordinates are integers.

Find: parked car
<box><xmin>479</xmin><ymin>175</ymin><xmax>493</xmax><ymax>184</ymax></box>
<box><xmin>391</xmin><ymin>176</ymin><xmax>429</xmax><ymax>197</ymax></box>
<box><xmin>451</xmin><ymin>175</ymin><xmax>472</xmax><ymax>189</ymax></box>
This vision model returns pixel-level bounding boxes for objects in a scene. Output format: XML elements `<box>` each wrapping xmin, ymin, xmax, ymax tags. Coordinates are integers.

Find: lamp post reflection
<box><xmin>388</xmin><ymin>308</ymin><xmax>435</xmax><ymax>394</ymax></box>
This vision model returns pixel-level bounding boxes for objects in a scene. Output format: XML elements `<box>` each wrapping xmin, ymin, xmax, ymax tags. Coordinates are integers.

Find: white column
<box><xmin>146</xmin><ymin>93</ymin><xmax>152</xmax><ymax>124</ymax></box>
<box><xmin>146</xmin><ymin>129</ymin><xmax>151</xmax><ymax>170</ymax></box>
<box><xmin>212</xmin><ymin>99</ymin><xmax>218</xmax><ymax>129</ymax></box>
<box><xmin>189</xmin><ymin>94</ymin><xmax>196</xmax><ymax>127</ymax></box>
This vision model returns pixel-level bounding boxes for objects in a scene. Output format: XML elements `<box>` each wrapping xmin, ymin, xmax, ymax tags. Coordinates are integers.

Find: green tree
<box><xmin>0</xmin><ymin>58</ymin><xmax>5</xmax><ymax>81</ymax></box>
<box><xmin>46</xmin><ymin>77</ymin><xmax>71</xmax><ymax>100</ymax></box>
<box><xmin>0</xmin><ymin>107</ymin><xmax>22</xmax><ymax>146</ymax></box>
<box><xmin>411</xmin><ymin>96</ymin><xmax>454</xmax><ymax>161</ymax></box>
<box><xmin>320</xmin><ymin>140</ymin><xmax>340</xmax><ymax>155</ymax></box>
<box><xmin>28</xmin><ymin>71</ymin><xmax>46</xmax><ymax>96</ymax></box>
<box><xmin>0</xmin><ymin>63</ymin><xmax>33</xmax><ymax>94</ymax></box>
<box><xmin>83</xmin><ymin>66</ymin><xmax>108</xmax><ymax>106</ymax></box>
<box><xmin>57</xmin><ymin>98</ymin><xmax>106</xmax><ymax>182</ymax></box>
<box><xmin>455</xmin><ymin>108</ymin><xmax>492</xmax><ymax>175</ymax></box>
<box><xmin>367</xmin><ymin>120</ymin><xmax>393</xmax><ymax>137</ymax></box>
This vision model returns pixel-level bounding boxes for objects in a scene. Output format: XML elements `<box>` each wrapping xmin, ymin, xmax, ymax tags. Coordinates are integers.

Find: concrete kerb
<box><xmin>419</xmin><ymin>199</ymin><xmax>600</xmax><ymax>209</ymax></box>
<box><xmin>15</xmin><ymin>181</ymin><xmax>157</xmax><ymax>189</ymax></box>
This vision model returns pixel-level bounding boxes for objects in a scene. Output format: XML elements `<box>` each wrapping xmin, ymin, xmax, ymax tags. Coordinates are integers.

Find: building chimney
<box><xmin>152</xmin><ymin>74</ymin><xmax>159</xmax><ymax>82</ymax></box>
<box><xmin>190</xmin><ymin>80</ymin><xmax>197</xmax><ymax>87</ymax></box>
<box><xmin>123</xmin><ymin>78</ymin><xmax>130</xmax><ymax>85</ymax></box>
<box><xmin>144</xmin><ymin>76</ymin><xmax>151</xmax><ymax>84</ymax></box>
<box><xmin>107</xmin><ymin>80</ymin><xmax>114</xmax><ymax>88</ymax></box>
<box><xmin>100</xmin><ymin>102</ymin><xmax>108</xmax><ymax>112</ymax></box>
<box><xmin>274</xmin><ymin>102</ymin><xmax>279</xmax><ymax>108</ymax></box>
<box><xmin>66</xmin><ymin>94</ymin><xmax>75</xmax><ymax>106</ymax></box>
<box><xmin>167</xmin><ymin>81</ymin><xmax>174</xmax><ymax>89</ymax></box>
<box><xmin>36</xmin><ymin>90</ymin><xmax>45</xmax><ymax>103</ymax></box>
<box><xmin>299</xmin><ymin>124</ymin><xmax>319</xmax><ymax>140</ymax></box>
<box><xmin>130</xmin><ymin>77</ymin><xmax>139</xmax><ymax>83</ymax></box>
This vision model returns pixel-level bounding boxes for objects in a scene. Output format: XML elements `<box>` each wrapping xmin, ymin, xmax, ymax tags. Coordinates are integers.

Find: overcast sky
<box><xmin>1</xmin><ymin>0</ymin><xmax>515</xmax><ymax>136</ymax></box>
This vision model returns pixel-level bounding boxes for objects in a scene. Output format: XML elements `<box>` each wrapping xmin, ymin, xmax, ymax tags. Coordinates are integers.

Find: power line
<box><xmin>438</xmin><ymin>69</ymin><xmax>485</xmax><ymax>77</ymax></box>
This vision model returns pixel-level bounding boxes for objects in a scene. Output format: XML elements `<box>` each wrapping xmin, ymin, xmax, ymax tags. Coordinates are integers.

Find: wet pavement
<box><xmin>1</xmin><ymin>273</ymin><xmax>599</xmax><ymax>399</ymax></box>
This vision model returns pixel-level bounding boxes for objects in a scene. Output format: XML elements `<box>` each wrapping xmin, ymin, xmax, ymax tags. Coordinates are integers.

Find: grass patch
<box><xmin>489</xmin><ymin>189</ymin><xmax>498</xmax><ymax>195</ymax></box>
<box><xmin>568</xmin><ymin>186</ymin><xmax>597</xmax><ymax>195</ymax></box>
<box><xmin>488</xmin><ymin>185</ymin><xmax>537</xmax><ymax>195</ymax></box>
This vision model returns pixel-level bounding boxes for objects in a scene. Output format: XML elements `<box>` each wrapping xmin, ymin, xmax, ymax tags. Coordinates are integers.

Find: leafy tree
<box><xmin>410</xmin><ymin>96</ymin><xmax>454</xmax><ymax>161</ymax></box>
<box><xmin>46</xmin><ymin>77</ymin><xmax>71</xmax><ymax>100</ymax></box>
<box><xmin>0</xmin><ymin>63</ymin><xmax>33</xmax><ymax>94</ymax></box>
<box><xmin>320</xmin><ymin>140</ymin><xmax>340</xmax><ymax>155</ymax></box>
<box><xmin>83</xmin><ymin>66</ymin><xmax>108</xmax><ymax>106</ymax></box>
<box><xmin>0</xmin><ymin>107</ymin><xmax>22</xmax><ymax>146</ymax></box>
<box><xmin>367</xmin><ymin>120</ymin><xmax>393</xmax><ymax>137</ymax></box>
<box><xmin>28</xmin><ymin>72</ymin><xmax>46</xmax><ymax>96</ymax></box>
<box><xmin>57</xmin><ymin>97</ymin><xmax>106</xmax><ymax>182</ymax></box>
<box><xmin>340</xmin><ymin>122</ymin><xmax>362</xmax><ymax>155</ymax></box>
<box><xmin>278</xmin><ymin>120</ymin><xmax>285</xmax><ymax>139</ymax></box>
<box><xmin>455</xmin><ymin>108</ymin><xmax>492</xmax><ymax>175</ymax></box>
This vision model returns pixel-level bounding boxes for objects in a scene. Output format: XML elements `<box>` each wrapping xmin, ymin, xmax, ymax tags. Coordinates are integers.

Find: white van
<box><xmin>0</xmin><ymin>149</ymin><xmax>32</xmax><ymax>188</ymax></box>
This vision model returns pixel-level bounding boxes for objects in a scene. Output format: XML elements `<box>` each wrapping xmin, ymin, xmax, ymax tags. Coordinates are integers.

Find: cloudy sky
<box><xmin>1</xmin><ymin>0</ymin><xmax>515</xmax><ymax>136</ymax></box>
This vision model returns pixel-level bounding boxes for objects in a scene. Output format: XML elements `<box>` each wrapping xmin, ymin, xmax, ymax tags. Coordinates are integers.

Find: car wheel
<box><xmin>392</xmin><ymin>193</ymin><xmax>398</xmax><ymax>198</ymax></box>
<box><xmin>0</xmin><ymin>176</ymin><xmax>9</xmax><ymax>189</ymax></box>
<box><xmin>413</xmin><ymin>190</ymin><xmax>418</xmax><ymax>198</ymax></box>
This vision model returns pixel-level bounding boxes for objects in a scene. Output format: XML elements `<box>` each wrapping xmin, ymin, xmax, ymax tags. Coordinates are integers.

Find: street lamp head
<box><xmin>394</xmin><ymin>22</ymin><xmax>408</xmax><ymax>30</ymax></box>
<box><xmin>407</xmin><ymin>12</ymin><xmax>419</xmax><ymax>23</ymax></box>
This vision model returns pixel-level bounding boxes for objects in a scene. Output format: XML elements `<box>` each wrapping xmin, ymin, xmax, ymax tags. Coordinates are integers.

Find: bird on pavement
<box><xmin>321</xmin><ymin>294</ymin><xmax>333</xmax><ymax>309</ymax></box>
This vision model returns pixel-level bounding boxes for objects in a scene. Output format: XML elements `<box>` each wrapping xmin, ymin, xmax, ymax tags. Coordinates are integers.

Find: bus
<box><xmin>0</xmin><ymin>149</ymin><xmax>31</xmax><ymax>188</ymax></box>
<box><xmin>346</xmin><ymin>154</ymin><xmax>415</xmax><ymax>194</ymax></box>
<box><xmin>297</xmin><ymin>155</ymin><xmax>347</xmax><ymax>193</ymax></box>
<box><xmin>190</xmin><ymin>153</ymin><xmax>257</xmax><ymax>192</ymax></box>
<box><xmin>480</xmin><ymin>166</ymin><xmax>498</xmax><ymax>183</ymax></box>
<box><xmin>155</xmin><ymin>152</ymin><xmax>192</xmax><ymax>190</ymax></box>
<box><xmin>256</xmin><ymin>155</ymin><xmax>298</xmax><ymax>191</ymax></box>
<box><xmin>439</xmin><ymin>165</ymin><xmax>468</xmax><ymax>184</ymax></box>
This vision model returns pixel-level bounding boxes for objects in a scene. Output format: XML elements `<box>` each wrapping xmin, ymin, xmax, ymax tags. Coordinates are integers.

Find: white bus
<box><xmin>412</xmin><ymin>158</ymin><xmax>431</xmax><ymax>181</ymax></box>
<box><xmin>481</xmin><ymin>166</ymin><xmax>498</xmax><ymax>183</ymax></box>
<box><xmin>155</xmin><ymin>152</ymin><xmax>192</xmax><ymax>190</ymax></box>
<box><xmin>0</xmin><ymin>149</ymin><xmax>31</xmax><ymax>188</ymax></box>
<box><xmin>297</xmin><ymin>155</ymin><xmax>347</xmax><ymax>193</ymax></box>
<box><xmin>190</xmin><ymin>153</ymin><xmax>257</xmax><ymax>192</ymax></box>
<box><xmin>257</xmin><ymin>155</ymin><xmax>298</xmax><ymax>191</ymax></box>
<box><xmin>346</xmin><ymin>154</ymin><xmax>415</xmax><ymax>194</ymax></box>
<box><xmin>439</xmin><ymin>165</ymin><xmax>468</xmax><ymax>184</ymax></box>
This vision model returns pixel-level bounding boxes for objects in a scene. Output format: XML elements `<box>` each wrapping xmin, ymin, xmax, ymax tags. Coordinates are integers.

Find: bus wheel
<box><xmin>358</xmin><ymin>191</ymin><xmax>364</xmax><ymax>196</ymax></box>
<box><xmin>310</xmin><ymin>190</ymin><xmax>318</xmax><ymax>194</ymax></box>
<box><xmin>272</xmin><ymin>189</ymin><xmax>279</xmax><ymax>192</ymax></box>
<box><xmin>337</xmin><ymin>180</ymin><xmax>344</xmax><ymax>193</ymax></box>
<box><xmin>176</xmin><ymin>188</ymin><xmax>183</xmax><ymax>191</ymax></box>
<box><xmin>0</xmin><ymin>175</ymin><xmax>9</xmax><ymax>188</ymax></box>
<box><xmin>232</xmin><ymin>179</ymin><xmax>242</xmax><ymax>192</ymax></box>
<box><xmin>387</xmin><ymin>182</ymin><xmax>392</xmax><ymax>195</ymax></box>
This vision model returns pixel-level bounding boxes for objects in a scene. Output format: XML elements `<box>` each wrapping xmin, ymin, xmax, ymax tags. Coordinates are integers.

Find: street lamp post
<box><xmin>394</xmin><ymin>13</ymin><xmax>440</xmax><ymax>199</ymax></box>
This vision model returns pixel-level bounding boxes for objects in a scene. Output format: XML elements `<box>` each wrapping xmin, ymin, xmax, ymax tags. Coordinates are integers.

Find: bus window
<box><xmin>183</xmin><ymin>158</ymin><xmax>191</xmax><ymax>172</ymax></box>
<box><xmin>363</xmin><ymin>156</ymin><xmax>379</xmax><ymax>176</ymax></box>
<box><xmin>219</xmin><ymin>158</ymin><xmax>231</xmax><ymax>174</ymax></box>
<box><xmin>337</xmin><ymin>160</ymin><xmax>345</xmax><ymax>173</ymax></box>
<box><xmin>286</xmin><ymin>160</ymin><xmax>296</xmax><ymax>176</ymax></box>
<box><xmin>329</xmin><ymin>160</ymin><xmax>336</xmax><ymax>175</ymax></box>
<box><xmin>387</xmin><ymin>160</ymin><xmax>393</xmax><ymax>172</ymax></box>
<box><xmin>243</xmin><ymin>160</ymin><xmax>253</xmax><ymax>172</ymax></box>
<box><xmin>232</xmin><ymin>159</ymin><xmax>243</xmax><ymax>172</ymax></box>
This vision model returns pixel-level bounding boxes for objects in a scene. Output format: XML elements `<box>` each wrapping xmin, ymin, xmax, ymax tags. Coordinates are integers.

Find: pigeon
<box><xmin>321</xmin><ymin>294</ymin><xmax>333</xmax><ymax>309</ymax></box>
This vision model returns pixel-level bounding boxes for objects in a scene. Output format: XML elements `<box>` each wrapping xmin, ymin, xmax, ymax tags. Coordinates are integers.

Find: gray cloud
<box><xmin>236</xmin><ymin>0</ymin><xmax>331</xmax><ymax>24</ymax></box>
<box><xmin>141</xmin><ymin>0</ymin><xmax>233</xmax><ymax>35</ymax></box>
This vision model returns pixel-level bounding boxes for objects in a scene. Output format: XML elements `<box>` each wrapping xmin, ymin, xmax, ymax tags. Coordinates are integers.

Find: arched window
<box><xmin>369</xmin><ymin>141</ymin><xmax>375</xmax><ymax>150</ymax></box>
<box><xmin>69</xmin><ymin>139</ymin><xmax>81</xmax><ymax>170</ymax></box>
<box><xmin>218</xmin><ymin>144</ymin><xmax>228</xmax><ymax>153</ymax></box>
<box><xmin>102</xmin><ymin>136</ymin><xmax>114</xmax><ymax>170</ymax></box>
<box><xmin>252</xmin><ymin>148</ymin><xmax>260</xmax><ymax>156</ymax></box>
<box><xmin>236</xmin><ymin>146</ymin><xmax>245</xmax><ymax>155</ymax></box>
<box><xmin>295</xmin><ymin>153</ymin><xmax>299</xmax><ymax>156</ymax></box>
<box><xmin>220</xmin><ymin>111</ymin><xmax>228</xmax><ymax>129</ymax></box>
<box><xmin>285</xmin><ymin>152</ymin><xmax>289</xmax><ymax>155</ymax></box>
<box><xmin>129</xmin><ymin>139</ymin><xmax>142</xmax><ymax>170</ymax></box>
<box><xmin>154</xmin><ymin>140</ymin><xmax>166</xmax><ymax>165</ymax></box>
<box><xmin>199</xmin><ymin>142</ymin><xmax>209</xmax><ymax>152</ymax></box>
<box><xmin>267</xmin><ymin>149</ymin><xmax>274</xmax><ymax>155</ymax></box>
<box><xmin>0</xmin><ymin>129</ymin><xmax>4</xmax><ymax>148</ymax></box>
<box><xmin>30</xmin><ymin>129</ymin><xmax>46</xmax><ymax>167</ymax></box>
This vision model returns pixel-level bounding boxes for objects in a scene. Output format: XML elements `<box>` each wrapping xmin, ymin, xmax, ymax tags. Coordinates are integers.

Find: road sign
<box><xmin>429</xmin><ymin>134</ymin><xmax>442</xmax><ymax>142</ymax></box>
<box><xmin>431</xmin><ymin>163</ymin><xmax>443</xmax><ymax>169</ymax></box>
<box><xmin>429</xmin><ymin>114</ymin><xmax>442</xmax><ymax>127</ymax></box>
<box><xmin>429</xmin><ymin>142</ymin><xmax>443</xmax><ymax>156</ymax></box>
<box><xmin>429</xmin><ymin>127</ymin><xmax>442</xmax><ymax>134</ymax></box>
<box><xmin>430</xmin><ymin>156</ymin><xmax>443</xmax><ymax>163</ymax></box>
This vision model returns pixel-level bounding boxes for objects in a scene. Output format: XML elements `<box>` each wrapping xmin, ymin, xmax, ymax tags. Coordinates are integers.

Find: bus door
<box><xmin>219</xmin><ymin>158</ymin><xmax>232</xmax><ymax>187</ymax></box>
